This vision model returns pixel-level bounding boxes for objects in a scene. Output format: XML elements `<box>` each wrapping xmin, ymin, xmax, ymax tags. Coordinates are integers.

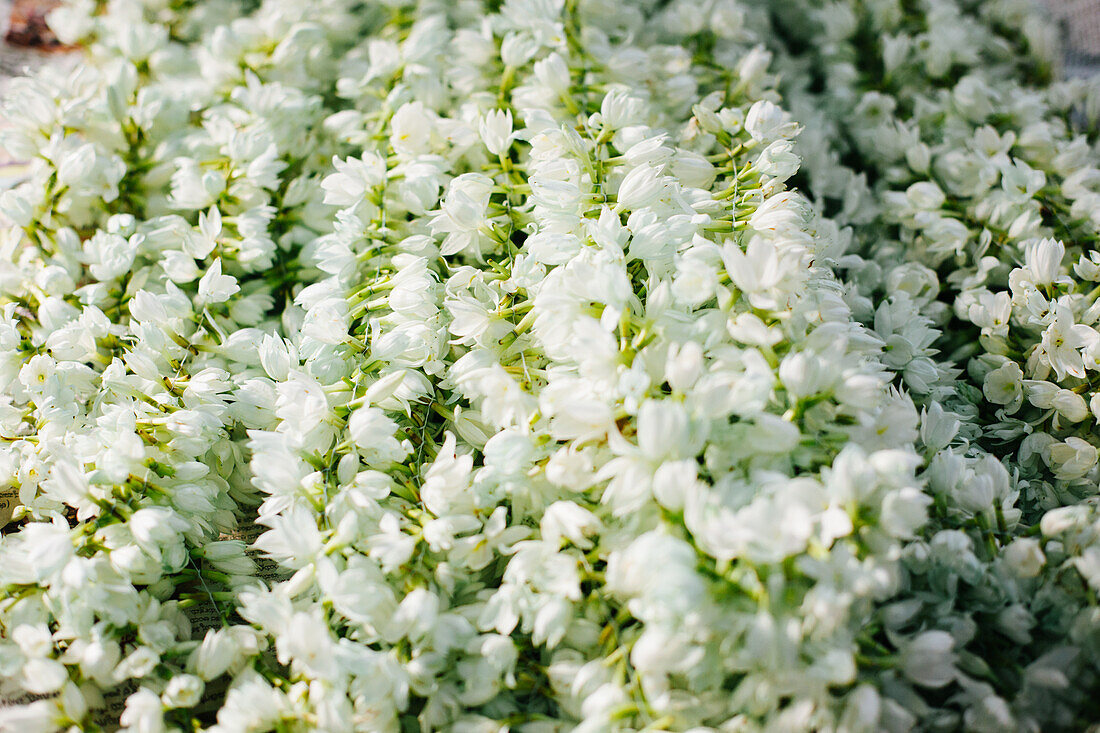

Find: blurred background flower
<box><xmin>1043</xmin><ymin>0</ymin><xmax>1100</xmax><ymax>76</ymax></box>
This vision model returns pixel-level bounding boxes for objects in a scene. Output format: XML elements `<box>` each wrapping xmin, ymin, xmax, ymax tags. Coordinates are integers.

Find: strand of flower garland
<box><xmin>714</xmin><ymin>0</ymin><xmax>1100</xmax><ymax>727</ymax></box>
<box><xmin>216</xmin><ymin>1</ymin><xmax>962</xmax><ymax>730</ymax></box>
<box><xmin>0</xmin><ymin>0</ymin><xmax>386</xmax><ymax>728</ymax></box>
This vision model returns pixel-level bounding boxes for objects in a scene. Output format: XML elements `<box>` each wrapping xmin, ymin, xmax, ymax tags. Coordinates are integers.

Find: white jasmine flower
<box><xmin>900</xmin><ymin>631</ymin><xmax>957</xmax><ymax>688</ymax></box>
<box><xmin>540</xmin><ymin>501</ymin><xmax>602</xmax><ymax>549</ymax></box>
<box><xmin>431</xmin><ymin>173</ymin><xmax>496</xmax><ymax>257</ymax></box>
<box><xmin>196</xmin><ymin>258</ymin><xmax>240</xmax><ymax>305</ymax></box>
<box><xmin>321</xmin><ymin>154</ymin><xmax>386</xmax><ymax>207</ymax></box>
<box><xmin>614</xmin><ymin>164</ymin><xmax>667</xmax><ymax>213</ymax></box>
<box><xmin>744</xmin><ymin>99</ymin><xmax>800</xmax><ymax>143</ymax></box>
<box><xmin>1003</xmin><ymin>538</ymin><xmax>1045</xmax><ymax>579</ymax></box>
<box><xmin>982</xmin><ymin>361</ymin><xmax>1023</xmax><ymax>411</ymax></box>
<box><xmin>348</xmin><ymin>407</ymin><xmax>407</xmax><ymax>464</ymax></box>
<box><xmin>119</xmin><ymin>688</ymin><xmax>166</xmax><ymax>733</ymax></box>
<box><xmin>754</xmin><ymin>139</ymin><xmax>800</xmax><ymax>180</ymax></box>
<box><xmin>420</xmin><ymin>432</ymin><xmax>475</xmax><ymax>517</ymax></box>
<box><xmin>532</xmin><ymin>52</ymin><xmax>570</xmax><ymax>94</ymax></box>
<box><xmin>479</xmin><ymin>110</ymin><xmax>514</xmax><ymax>157</ymax></box>
<box><xmin>1039</xmin><ymin>306</ymin><xmax>1095</xmax><ymax>380</ymax></box>
<box><xmin>1022</xmin><ymin>238</ymin><xmax>1067</xmax><ymax>288</ymax></box>
<box><xmin>390</xmin><ymin>101</ymin><xmax>435</xmax><ymax>157</ymax></box>
<box><xmin>1044</xmin><ymin>437</ymin><xmax>1098</xmax><ymax>480</ymax></box>
<box><xmin>162</xmin><ymin>674</ymin><xmax>204</xmax><ymax>709</ymax></box>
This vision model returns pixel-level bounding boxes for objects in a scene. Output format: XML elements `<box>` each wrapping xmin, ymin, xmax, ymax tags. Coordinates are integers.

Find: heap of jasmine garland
<box><xmin>0</xmin><ymin>0</ymin><xmax>1097</xmax><ymax>731</ymax></box>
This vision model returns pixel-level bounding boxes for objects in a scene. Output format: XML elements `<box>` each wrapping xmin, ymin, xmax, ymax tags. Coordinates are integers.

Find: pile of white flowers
<box><xmin>0</xmin><ymin>0</ymin><xmax>1098</xmax><ymax>731</ymax></box>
